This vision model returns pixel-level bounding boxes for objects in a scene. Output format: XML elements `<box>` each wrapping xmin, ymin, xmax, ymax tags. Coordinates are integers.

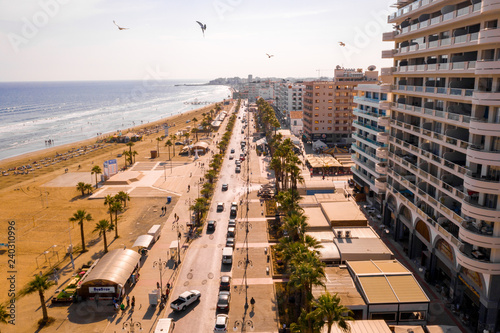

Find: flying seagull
<box><xmin>266</xmin><ymin>53</ymin><xmax>274</xmax><ymax>58</ymax></box>
<box><xmin>338</xmin><ymin>42</ymin><xmax>345</xmax><ymax>46</ymax></box>
<box><xmin>196</xmin><ymin>21</ymin><xmax>206</xmax><ymax>37</ymax></box>
<box><xmin>113</xmin><ymin>20</ymin><xmax>129</xmax><ymax>30</ymax></box>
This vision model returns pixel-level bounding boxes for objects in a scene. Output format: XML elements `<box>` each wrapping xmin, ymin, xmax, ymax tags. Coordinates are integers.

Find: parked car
<box><xmin>230</xmin><ymin>206</ymin><xmax>237</xmax><ymax>218</ymax></box>
<box><xmin>227</xmin><ymin>227</ymin><xmax>236</xmax><ymax>238</ymax></box>
<box><xmin>226</xmin><ymin>237</ymin><xmax>235</xmax><ymax>248</ymax></box>
<box><xmin>235</xmin><ymin>166</ymin><xmax>241</xmax><ymax>173</ymax></box>
<box><xmin>228</xmin><ymin>219</ymin><xmax>236</xmax><ymax>228</ymax></box>
<box><xmin>222</xmin><ymin>184</ymin><xmax>228</xmax><ymax>191</ymax></box>
<box><xmin>214</xmin><ymin>314</ymin><xmax>229</xmax><ymax>332</ymax></box>
<box><xmin>230</xmin><ymin>148</ymin><xmax>235</xmax><ymax>153</ymax></box>
<box><xmin>235</xmin><ymin>160</ymin><xmax>241</xmax><ymax>166</ymax></box>
<box><xmin>170</xmin><ymin>290</ymin><xmax>201</xmax><ymax>311</ymax></box>
<box><xmin>207</xmin><ymin>220</ymin><xmax>216</xmax><ymax>231</ymax></box>
<box><xmin>220</xmin><ymin>275</ymin><xmax>231</xmax><ymax>291</ymax></box>
<box><xmin>217</xmin><ymin>291</ymin><xmax>231</xmax><ymax>311</ymax></box>
<box><xmin>217</xmin><ymin>202</ymin><xmax>224</xmax><ymax>212</ymax></box>
<box><xmin>229</xmin><ymin>155</ymin><xmax>234</xmax><ymax>160</ymax></box>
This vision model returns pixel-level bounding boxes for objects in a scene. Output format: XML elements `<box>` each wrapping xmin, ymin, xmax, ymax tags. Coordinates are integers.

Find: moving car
<box><xmin>217</xmin><ymin>202</ymin><xmax>224</xmax><ymax>212</ymax></box>
<box><xmin>219</xmin><ymin>275</ymin><xmax>231</xmax><ymax>291</ymax></box>
<box><xmin>170</xmin><ymin>290</ymin><xmax>201</xmax><ymax>311</ymax></box>
<box><xmin>230</xmin><ymin>148</ymin><xmax>235</xmax><ymax>153</ymax></box>
<box><xmin>214</xmin><ymin>314</ymin><xmax>229</xmax><ymax>332</ymax></box>
<box><xmin>217</xmin><ymin>291</ymin><xmax>231</xmax><ymax>311</ymax></box>
<box><xmin>222</xmin><ymin>184</ymin><xmax>228</xmax><ymax>191</ymax></box>
<box><xmin>229</xmin><ymin>155</ymin><xmax>234</xmax><ymax>160</ymax></box>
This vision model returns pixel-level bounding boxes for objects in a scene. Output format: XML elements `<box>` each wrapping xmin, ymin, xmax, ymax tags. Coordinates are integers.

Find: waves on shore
<box><xmin>0</xmin><ymin>80</ymin><xmax>229</xmax><ymax>161</ymax></box>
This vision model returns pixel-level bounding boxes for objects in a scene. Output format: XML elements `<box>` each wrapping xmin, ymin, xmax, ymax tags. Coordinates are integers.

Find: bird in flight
<box><xmin>338</xmin><ymin>42</ymin><xmax>345</xmax><ymax>47</ymax></box>
<box><xmin>266</xmin><ymin>53</ymin><xmax>274</xmax><ymax>58</ymax></box>
<box><xmin>196</xmin><ymin>21</ymin><xmax>206</xmax><ymax>37</ymax></box>
<box><xmin>113</xmin><ymin>20</ymin><xmax>129</xmax><ymax>30</ymax></box>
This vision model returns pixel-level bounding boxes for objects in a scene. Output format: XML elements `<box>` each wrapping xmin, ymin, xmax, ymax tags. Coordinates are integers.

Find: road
<box><xmin>164</xmin><ymin>101</ymin><xmax>255</xmax><ymax>332</ymax></box>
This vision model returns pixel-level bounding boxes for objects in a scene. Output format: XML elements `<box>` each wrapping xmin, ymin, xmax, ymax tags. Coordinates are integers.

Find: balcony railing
<box><xmin>353</xmin><ymin>132</ymin><xmax>387</xmax><ymax>148</ymax></box>
<box><xmin>353</xmin><ymin>121</ymin><xmax>384</xmax><ymax>133</ymax></box>
<box><xmin>391</xmin><ymin>32</ymin><xmax>482</xmax><ymax>56</ymax></box>
<box><xmin>353</xmin><ymin>108</ymin><xmax>387</xmax><ymax>120</ymax></box>
<box><xmin>395</xmin><ymin>61</ymin><xmax>476</xmax><ymax>73</ymax></box>
<box><xmin>351</xmin><ymin>144</ymin><xmax>386</xmax><ymax>162</ymax></box>
<box><xmin>392</xmin><ymin>102</ymin><xmax>471</xmax><ymax>124</ymax></box>
<box><xmin>392</xmin><ymin>85</ymin><xmax>474</xmax><ymax>99</ymax></box>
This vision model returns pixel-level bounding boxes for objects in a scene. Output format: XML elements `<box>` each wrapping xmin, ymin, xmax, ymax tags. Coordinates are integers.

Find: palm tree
<box><xmin>309</xmin><ymin>292</ymin><xmax>353</xmax><ymax>333</ymax></box>
<box><xmin>191</xmin><ymin>127</ymin><xmax>199</xmax><ymax>141</ymax></box>
<box><xmin>190</xmin><ymin>197</ymin><xmax>208</xmax><ymax>225</ymax></box>
<box><xmin>282</xmin><ymin>212</ymin><xmax>308</xmax><ymax>242</ymax></box>
<box><xmin>156</xmin><ymin>137</ymin><xmax>162</xmax><ymax>157</ymax></box>
<box><xmin>169</xmin><ymin>134</ymin><xmax>177</xmax><ymax>156</ymax></box>
<box><xmin>122</xmin><ymin>150</ymin><xmax>130</xmax><ymax>168</ymax></box>
<box><xmin>76</xmin><ymin>182</ymin><xmax>86</xmax><ymax>197</ymax></box>
<box><xmin>115</xmin><ymin>191</ymin><xmax>130</xmax><ymax>208</ymax></box>
<box><xmin>84</xmin><ymin>183</ymin><xmax>93</xmax><ymax>195</ymax></box>
<box><xmin>69</xmin><ymin>209</ymin><xmax>93</xmax><ymax>253</ymax></box>
<box><xmin>0</xmin><ymin>303</ymin><xmax>10</xmax><ymax>325</ymax></box>
<box><xmin>104</xmin><ymin>195</ymin><xmax>115</xmax><ymax>224</ymax></box>
<box><xmin>126</xmin><ymin>141</ymin><xmax>135</xmax><ymax>156</ymax></box>
<box><xmin>165</xmin><ymin>140</ymin><xmax>173</xmax><ymax>160</ymax></box>
<box><xmin>110</xmin><ymin>201</ymin><xmax>123</xmax><ymax>238</ymax></box>
<box><xmin>91</xmin><ymin>165</ymin><xmax>102</xmax><ymax>188</ymax></box>
<box><xmin>18</xmin><ymin>275</ymin><xmax>54</xmax><ymax>324</ymax></box>
<box><xmin>205</xmin><ymin>169</ymin><xmax>217</xmax><ymax>184</ymax></box>
<box><xmin>131</xmin><ymin>150</ymin><xmax>138</xmax><ymax>164</ymax></box>
<box><xmin>93</xmin><ymin>219</ymin><xmax>114</xmax><ymax>253</ymax></box>
<box><xmin>289</xmin><ymin>252</ymin><xmax>325</xmax><ymax>313</ymax></box>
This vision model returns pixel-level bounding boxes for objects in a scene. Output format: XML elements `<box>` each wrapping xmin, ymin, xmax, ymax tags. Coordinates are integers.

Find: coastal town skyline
<box><xmin>1</xmin><ymin>0</ymin><xmax>393</xmax><ymax>82</ymax></box>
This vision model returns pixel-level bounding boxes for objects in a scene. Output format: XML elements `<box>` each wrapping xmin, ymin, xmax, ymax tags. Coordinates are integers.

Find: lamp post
<box><xmin>172</xmin><ymin>221</ymin><xmax>184</xmax><ymax>266</ymax></box>
<box><xmin>153</xmin><ymin>258</ymin><xmax>167</xmax><ymax>293</ymax></box>
<box><xmin>67</xmin><ymin>221</ymin><xmax>75</xmax><ymax>269</ymax></box>
<box><xmin>122</xmin><ymin>317</ymin><xmax>142</xmax><ymax>332</ymax></box>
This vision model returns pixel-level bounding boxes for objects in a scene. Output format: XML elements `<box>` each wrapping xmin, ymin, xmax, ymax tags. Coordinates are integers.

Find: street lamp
<box><xmin>153</xmin><ymin>258</ymin><xmax>167</xmax><ymax>293</ymax></box>
<box><xmin>172</xmin><ymin>221</ymin><xmax>184</xmax><ymax>266</ymax></box>
<box><xmin>122</xmin><ymin>317</ymin><xmax>142</xmax><ymax>332</ymax></box>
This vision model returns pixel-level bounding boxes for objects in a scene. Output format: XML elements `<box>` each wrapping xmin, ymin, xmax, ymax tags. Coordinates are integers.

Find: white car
<box><xmin>170</xmin><ymin>290</ymin><xmax>201</xmax><ymax>311</ymax></box>
<box><xmin>214</xmin><ymin>314</ymin><xmax>229</xmax><ymax>332</ymax></box>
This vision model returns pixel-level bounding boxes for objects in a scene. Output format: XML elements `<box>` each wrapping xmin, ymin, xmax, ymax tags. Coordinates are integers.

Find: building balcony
<box><xmin>377</xmin><ymin>132</ymin><xmax>389</xmax><ymax>144</ymax></box>
<box><xmin>392</xmin><ymin>85</ymin><xmax>473</xmax><ymax>101</ymax></box>
<box><xmin>390</xmin><ymin>2</ymin><xmax>482</xmax><ymax>38</ymax></box>
<box><xmin>353</xmin><ymin>133</ymin><xmax>386</xmax><ymax>149</ymax></box>
<box><xmin>466</xmin><ymin>145</ymin><xmax>500</xmax><ymax>166</ymax></box>
<box><xmin>379</xmin><ymin>101</ymin><xmax>391</xmax><ymax>109</ymax></box>
<box><xmin>461</xmin><ymin>196</ymin><xmax>500</xmax><ymax>223</ymax></box>
<box><xmin>459</xmin><ymin>220</ymin><xmax>500</xmax><ymax>249</ymax></box>
<box><xmin>464</xmin><ymin>171</ymin><xmax>500</xmax><ymax>194</ymax></box>
<box><xmin>472</xmin><ymin>91</ymin><xmax>500</xmax><ymax>107</ymax></box>
<box><xmin>391</xmin><ymin>102</ymin><xmax>471</xmax><ymax>125</ymax></box>
<box><xmin>382</xmin><ymin>49</ymin><xmax>396</xmax><ymax>59</ymax></box>
<box><xmin>375</xmin><ymin>177</ymin><xmax>387</xmax><ymax>191</ymax></box>
<box><xmin>455</xmin><ymin>248</ymin><xmax>500</xmax><ymax>275</ymax></box>
<box><xmin>469</xmin><ymin>118</ymin><xmax>500</xmax><ymax>136</ymax></box>
<box><xmin>477</xmin><ymin>27</ymin><xmax>500</xmax><ymax>45</ymax></box>
<box><xmin>382</xmin><ymin>31</ymin><xmax>396</xmax><ymax>41</ymax></box>
<box><xmin>378</xmin><ymin>116</ymin><xmax>390</xmax><ymax>127</ymax></box>
<box><xmin>375</xmin><ymin>162</ymin><xmax>388</xmax><ymax>174</ymax></box>
<box><xmin>394</xmin><ymin>61</ymin><xmax>476</xmax><ymax>75</ymax></box>
<box><xmin>391</xmin><ymin>32</ymin><xmax>481</xmax><ymax>57</ymax></box>
<box><xmin>352</xmin><ymin>121</ymin><xmax>384</xmax><ymax>136</ymax></box>
<box><xmin>376</xmin><ymin>147</ymin><xmax>388</xmax><ymax>159</ymax></box>
<box><xmin>351</xmin><ymin>144</ymin><xmax>384</xmax><ymax>164</ymax></box>
<box><xmin>475</xmin><ymin>60</ymin><xmax>500</xmax><ymax>75</ymax></box>
<box><xmin>381</xmin><ymin>67</ymin><xmax>396</xmax><ymax>76</ymax></box>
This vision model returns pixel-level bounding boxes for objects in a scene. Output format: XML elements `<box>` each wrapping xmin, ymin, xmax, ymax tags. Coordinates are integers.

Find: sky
<box><xmin>0</xmin><ymin>0</ymin><xmax>394</xmax><ymax>82</ymax></box>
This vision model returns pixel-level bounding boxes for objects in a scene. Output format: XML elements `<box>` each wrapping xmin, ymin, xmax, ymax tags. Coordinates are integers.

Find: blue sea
<box><xmin>0</xmin><ymin>80</ymin><xmax>230</xmax><ymax>161</ymax></box>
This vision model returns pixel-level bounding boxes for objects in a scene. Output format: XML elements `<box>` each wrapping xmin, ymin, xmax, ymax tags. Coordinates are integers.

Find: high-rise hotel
<box><xmin>352</xmin><ymin>0</ymin><xmax>500</xmax><ymax>331</ymax></box>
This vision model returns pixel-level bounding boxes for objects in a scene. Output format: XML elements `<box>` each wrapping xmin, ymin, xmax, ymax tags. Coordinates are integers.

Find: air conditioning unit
<box><xmin>345</xmin><ymin>230</ymin><xmax>351</xmax><ymax>238</ymax></box>
<box><xmin>337</xmin><ymin>231</ymin><xmax>343</xmax><ymax>239</ymax></box>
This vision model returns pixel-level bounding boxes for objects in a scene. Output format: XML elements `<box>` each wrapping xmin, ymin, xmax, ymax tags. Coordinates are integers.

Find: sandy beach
<box><xmin>0</xmin><ymin>100</ymin><xmax>232</xmax><ymax>332</ymax></box>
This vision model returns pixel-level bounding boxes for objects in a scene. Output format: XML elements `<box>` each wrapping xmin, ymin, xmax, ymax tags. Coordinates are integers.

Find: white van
<box><xmin>148</xmin><ymin>225</ymin><xmax>161</xmax><ymax>242</ymax></box>
<box><xmin>154</xmin><ymin>318</ymin><xmax>175</xmax><ymax>333</ymax></box>
<box><xmin>222</xmin><ymin>247</ymin><xmax>233</xmax><ymax>264</ymax></box>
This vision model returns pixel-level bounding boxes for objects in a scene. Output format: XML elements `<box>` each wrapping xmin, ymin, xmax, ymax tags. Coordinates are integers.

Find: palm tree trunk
<box><xmin>114</xmin><ymin>213</ymin><xmax>119</xmax><ymax>238</ymax></box>
<box><xmin>95</xmin><ymin>174</ymin><xmax>98</xmax><ymax>188</ymax></box>
<box><xmin>103</xmin><ymin>232</ymin><xmax>108</xmax><ymax>253</ymax></box>
<box><xmin>108</xmin><ymin>209</ymin><xmax>114</xmax><ymax>226</ymax></box>
<box><xmin>39</xmin><ymin>290</ymin><xmax>48</xmax><ymax>321</ymax></box>
<box><xmin>80</xmin><ymin>221</ymin><xmax>86</xmax><ymax>252</ymax></box>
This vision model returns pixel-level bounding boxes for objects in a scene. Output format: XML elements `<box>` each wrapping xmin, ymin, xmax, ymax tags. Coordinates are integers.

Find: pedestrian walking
<box><xmin>131</xmin><ymin>296</ymin><xmax>135</xmax><ymax>310</ymax></box>
<box><xmin>250</xmin><ymin>297</ymin><xmax>255</xmax><ymax>311</ymax></box>
<box><xmin>157</xmin><ymin>281</ymin><xmax>160</xmax><ymax>289</ymax></box>
<box><xmin>120</xmin><ymin>303</ymin><xmax>125</xmax><ymax>312</ymax></box>
<box><xmin>126</xmin><ymin>295</ymin><xmax>130</xmax><ymax>308</ymax></box>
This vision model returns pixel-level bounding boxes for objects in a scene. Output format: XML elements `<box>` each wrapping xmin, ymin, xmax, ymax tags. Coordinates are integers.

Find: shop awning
<box><xmin>256</xmin><ymin>137</ymin><xmax>267</xmax><ymax>146</ymax></box>
<box><xmin>132</xmin><ymin>235</ymin><xmax>154</xmax><ymax>248</ymax></box>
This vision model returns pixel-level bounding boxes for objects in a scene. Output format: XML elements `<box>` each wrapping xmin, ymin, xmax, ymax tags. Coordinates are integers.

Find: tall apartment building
<box><xmin>303</xmin><ymin>67</ymin><xmax>378</xmax><ymax>145</ymax></box>
<box><xmin>275</xmin><ymin>82</ymin><xmax>305</xmax><ymax>128</ymax></box>
<box><xmin>351</xmin><ymin>83</ymin><xmax>392</xmax><ymax>211</ymax></box>
<box><xmin>373</xmin><ymin>0</ymin><xmax>500</xmax><ymax>331</ymax></box>
<box><xmin>247</xmin><ymin>79</ymin><xmax>275</xmax><ymax>103</ymax></box>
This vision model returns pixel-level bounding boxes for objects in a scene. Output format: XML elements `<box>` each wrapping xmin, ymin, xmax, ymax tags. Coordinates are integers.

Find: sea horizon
<box><xmin>0</xmin><ymin>80</ymin><xmax>230</xmax><ymax>161</ymax></box>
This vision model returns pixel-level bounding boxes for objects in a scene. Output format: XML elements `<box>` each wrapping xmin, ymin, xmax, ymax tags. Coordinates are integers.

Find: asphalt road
<box><xmin>164</xmin><ymin>101</ymin><xmax>254</xmax><ymax>332</ymax></box>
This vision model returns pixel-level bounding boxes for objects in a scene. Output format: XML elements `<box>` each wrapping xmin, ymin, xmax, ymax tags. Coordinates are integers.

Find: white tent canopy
<box><xmin>313</xmin><ymin>140</ymin><xmax>327</xmax><ymax>150</ymax></box>
<box><xmin>132</xmin><ymin>235</ymin><xmax>154</xmax><ymax>248</ymax></box>
<box><xmin>256</xmin><ymin>137</ymin><xmax>267</xmax><ymax>146</ymax></box>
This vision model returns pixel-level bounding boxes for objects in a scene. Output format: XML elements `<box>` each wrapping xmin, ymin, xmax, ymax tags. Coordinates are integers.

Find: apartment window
<box><xmin>328</xmin><ymin>100</ymin><xmax>333</xmax><ymax>103</ymax></box>
<box><xmin>315</xmin><ymin>100</ymin><xmax>320</xmax><ymax>103</ymax></box>
<box><xmin>328</xmin><ymin>107</ymin><xmax>332</xmax><ymax>110</ymax></box>
<box><xmin>327</xmin><ymin>113</ymin><xmax>332</xmax><ymax>117</ymax></box>
<box><xmin>336</xmin><ymin>92</ymin><xmax>340</xmax><ymax>96</ymax></box>
<box><xmin>328</xmin><ymin>120</ymin><xmax>332</xmax><ymax>123</ymax></box>
<box><xmin>327</xmin><ymin>127</ymin><xmax>332</xmax><ymax>130</ymax></box>
<box><xmin>314</xmin><ymin>114</ymin><xmax>319</xmax><ymax>117</ymax></box>
<box><xmin>314</xmin><ymin>127</ymin><xmax>319</xmax><ymax>130</ymax></box>
<box><xmin>314</xmin><ymin>120</ymin><xmax>319</xmax><ymax>124</ymax></box>
<box><xmin>315</xmin><ymin>86</ymin><xmax>320</xmax><ymax>89</ymax></box>
<box><xmin>315</xmin><ymin>107</ymin><xmax>319</xmax><ymax>110</ymax></box>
